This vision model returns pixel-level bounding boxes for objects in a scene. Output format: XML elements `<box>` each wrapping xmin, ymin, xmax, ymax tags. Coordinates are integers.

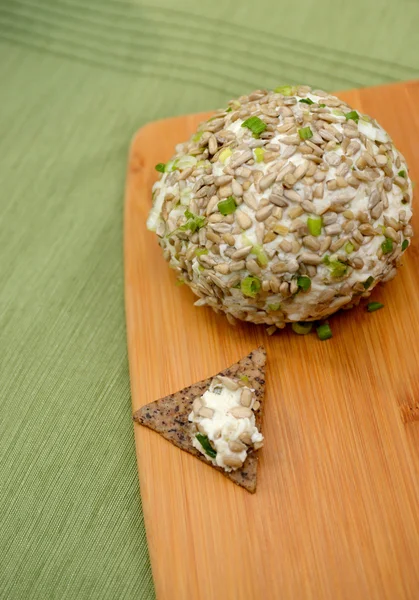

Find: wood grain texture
<box><xmin>124</xmin><ymin>81</ymin><xmax>419</xmax><ymax>600</ymax></box>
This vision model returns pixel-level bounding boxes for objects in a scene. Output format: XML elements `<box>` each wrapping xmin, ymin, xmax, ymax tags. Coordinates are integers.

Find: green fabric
<box><xmin>0</xmin><ymin>0</ymin><xmax>418</xmax><ymax>597</ymax></box>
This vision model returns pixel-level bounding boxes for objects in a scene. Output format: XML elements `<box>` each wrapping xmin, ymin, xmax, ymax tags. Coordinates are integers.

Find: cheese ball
<box><xmin>147</xmin><ymin>85</ymin><xmax>413</xmax><ymax>327</ymax></box>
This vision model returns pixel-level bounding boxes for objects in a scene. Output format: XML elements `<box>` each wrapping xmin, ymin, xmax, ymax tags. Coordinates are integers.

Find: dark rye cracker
<box><xmin>133</xmin><ymin>347</ymin><xmax>266</xmax><ymax>493</ymax></box>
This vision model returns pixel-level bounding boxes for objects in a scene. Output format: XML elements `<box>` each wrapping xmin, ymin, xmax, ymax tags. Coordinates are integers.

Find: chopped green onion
<box><xmin>381</xmin><ymin>238</ymin><xmax>393</xmax><ymax>254</ymax></box>
<box><xmin>274</xmin><ymin>85</ymin><xmax>295</xmax><ymax>96</ymax></box>
<box><xmin>292</xmin><ymin>322</ymin><xmax>313</xmax><ymax>335</ymax></box>
<box><xmin>251</xmin><ymin>244</ymin><xmax>268</xmax><ymax>267</ymax></box>
<box><xmin>402</xmin><ymin>239</ymin><xmax>409</xmax><ymax>251</ymax></box>
<box><xmin>345</xmin><ymin>242</ymin><xmax>354</xmax><ymax>254</ymax></box>
<box><xmin>268</xmin><ymin>303</ymin><xmax>281</xmax><ymax>312</ymax></box>
<box><xmin>218</xmin><ymin>196</ymin><xmax>237</xmax><ymax>216</ymax></box>
<box><xmin>307</xmin><ymin>216</ymin><xmax>322</xmax><ymax>236</ymax></box>
<box><xmin>299</xmin><ymin>98</ymin><xmax>314</xmax><ymax>105</ymax></box>
<box><xmin>298</xmin><ymin>127</ymin><xmax>313</xmax><ymax>140</ymax></box>
<box><xmin>241</xmin><ymin>116</ymin><xmax>267</xmax><ymax>138</ymax></box>
<box><xmin>195</xmin><ymin>434</ymin><xmax>217</xmax><ymax>459</ymax></box>
<box><xmin>367</xmin><ymin>302</ymin><xmax>384</xmax><ymax>313</ymax></box>
<box><xmin>316</xmin><ymin>323</ymin><xmax>332</xmax><ymax>341</ymax></box>
<box><xmin>345</xmin><ymin>110</ymin><xmax>359</xmax><ymax>123</ymax></box>
<box><xmin>219</xmin><ymin>147</ymin><xmax>232</xmax><ymax>163</ymax></box>
<box><xmin>175</xmin><ymin>155</ymin><xmax>197</xmax><ymax>170</ymax></box>
<box><xmin>175</xmin><ymin>279</ymin><xmax>184</xmax><ymax>286</ymax></box>
<box><xmin>195</xmin><ymin>248</ymin><xmax>208</xmax><ymax>257</ymax></box>
<box><xmin>332</xmin><ymin>109</ymin><xmax>345</xmax><ymax>117</ymax></box>
<box><xmin>192</xmin><ymin>131</ymin><xmax>204</xmax><ymax>143</ymax></box>
<box><xmin>179</xmin><ymin>210</ymin><xmax>206</xmax><ymax>233</ymax></box>
<box><xmin>297</xmin><ymin>276</ymin><xmax>311</xmax><ymax>292</ymax></box>
<box><xmin>253</xmin><ymin>147</ymin><xmax>265</xmax><ymax>163</ymax></box>
<box><xmin>398</xmin><ymin>170</ymin><xmax>407</xmax><ymax>178</ymax></box>
<box><xmin>319</xmin><ymin>103</ymin><xmax>326</xmax><ymax>107</ymax></box>
<box><xmin>241</xmin><ymin>276</ymin><xmax>261</xmax><ymax>298</ymax></box>
<box><xmin>155</xmin><ymin>163</ymin><xmax>166</xmax><ymax>173</ymax></box>
<box><xmin>164</xmin><ymin>160</ymin><xmax>177</xmax><ymax>172</ymax></box>
<box><xmin>363</xmin><ymin>276</ymin><xmax>374</xmax><ymax>289</ymax></box>
<box><xmin>226</xmin><ymin>107</ymin><xmax>232</xmax><ymax>113</ymax></box>
<box><xmin>239</xmin><ymin>374</ymin><xmax>249</xmax><ymax>383</ymax></box>
<box><xmin>324</xmin><ymin>257</ymin><xmax>347</xmax><ymax>278</ymax></box>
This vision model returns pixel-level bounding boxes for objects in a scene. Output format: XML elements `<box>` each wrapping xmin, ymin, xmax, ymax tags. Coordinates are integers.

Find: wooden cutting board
<box><xmin>124</xmin><ymin>81</ymin><xmax>419</xmax><ymax>600</ymax></box>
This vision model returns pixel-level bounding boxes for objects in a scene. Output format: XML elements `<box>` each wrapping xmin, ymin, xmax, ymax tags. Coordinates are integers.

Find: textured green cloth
<box><xmin>1</xmin><ymin>0</ymin><xmax>418</xmax><ymax>598</ymax></box>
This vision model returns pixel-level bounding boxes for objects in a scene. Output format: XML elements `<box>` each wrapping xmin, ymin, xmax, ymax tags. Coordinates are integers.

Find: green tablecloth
<box><xmin>1</xmin><ymin>0</ymin><xmax>418</xmax><ymax>597</ymax></box>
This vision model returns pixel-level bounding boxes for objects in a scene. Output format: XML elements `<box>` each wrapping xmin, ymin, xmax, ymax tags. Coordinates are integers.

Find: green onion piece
<box><xmin>345</xmin><ymin>242</ymin><xmax>354</xmax><ymax>254</ymax></box>
<box><xmin>239</xmin><ymin>374</ymin><xmax>249</xmax><ymax>383</ymax></box>
<box><xmin>251</xmin><ymin>244</ymin><xmax>268</xmax><ymax>267</ymax></box>
<box><xmin>274</xmin><ymin>85</ymin><xmax>295</xmax><ymax>96</ymax></box>
<box><xmin>319</xmin><ymin>103</ymin><xmax>326</xmax><ymax>107</ymax></box>
<box><xmin>299</xmin><ymin>98</ymin><xmax>314</xmax><ymax>105</ymax></box>
<box><xmin>192</xmin><ymin>131</ymin><xmax>203</xmax><ymax>143</ymax></box>
<box><xmin>332</xmin><ymin>109</ymin><xmax>345</xmax><ymax>117</ymax></box>
<box><xmin>241</xmin><ymin>116</ymin><xmax>267</xmax><ymax>138</ymax></box>
<box><xmin>363</xmin><ymin>276</ymin><xmax>374</xmax><ymax>289</ymax></box>
<box><xmin>195</xmin><ymin>248</ymin><xmax>208</xmax><ymax>257</ymax></box>
<box><xmin>198</xmin><ymin>265</ymin><xmax>205</xmax><ymax>272</ymax></box>
<box><xmin>398</xmin><ymin>170</ymin><xmax>407</xmax><ymax>178</ymax></box>
<box><xmin>292</xmin><ymin>322</ymin><xmax>313</xmax><ymax>335</ymax></box>
<box><xmin>253</xmin><ymin>147</ymin><xmax>265</xmax><ymax>163</ymax></box>
<box><xmin>316</xmin><ymin>323</ymin><xmax>332</xmax><ymax>341</ymax></box>
<box><xmin>307</xmin><ymin>216</ymin><xmax>322</xmax><ymax>236</ymax></box>
<box><xmin>297</xmin><ymin>276</ymin><xmax>311</xmax><ymax>292</ymax></box>
<box><xmin>179</xmin><ymin>210</ymin><xmax>206</xmax><ymax>233</ymax></box>
<box><xmin>325</xmin><ymin>259</ymin><xmax>347</xmax><ymax>278</ymax></box>
<box><xmin>164</xmin><ymin>160</ymin><xmax>177</xmax><ymax>172</ymax></box>
<box><xmin>268</xmin><ymin>303</ymin><xmax>281</xmax><ymax>312</ymax></box>
<box><xmin>218</xmin><ymin>196</ymin><xmax>237</xmax><ymax>216</ymax></box>
<box><xmin>226</xmin><ymin>107</ymin><xmax>232</xmax><ymax>112</ymax></box>
<box><xmin>241</xmin><ymin>276</ymin><xmax>261</xmax><ymax>298</ymax></box>
<box><xmin>155</xmin><ymin>163</ymin><xmax>166</xmax><ymax>172</ymax></box>
<box><xmin>195</xmin><ymin>434</ymin><xmax>217</xmax><ymax>459</ymax></box>
<box><xmin>298</xmin><ymin>127</ymin><xmax>313</xmax><ymax>140</ymax></box>
<box><xmin>345</xmin><ymin>110</ymin><xmax>359</xmax><ymax>123</ymax></box>
<box><xmin>402</xmin><ymin>239</ymin><xmax>409</xmax><ymax>251</ymax></box>
<box><xmin>219</xmin><ymin>147</ymin><xmax>232</xmax><ymax>163</ymax></box>
<box><xmin>381</xmin><ymin>238</ymin><xmax>393</xmax><ymax>254</ymax></box>
<box><xmin>367</xmin><ymin>302</ymin><xmax>384</xmax><ymax>313</ymax></box>
<box><xmin>175</xmin><ymin>279</ymin><xmax>184</xmax><ymax>286</ymax></box>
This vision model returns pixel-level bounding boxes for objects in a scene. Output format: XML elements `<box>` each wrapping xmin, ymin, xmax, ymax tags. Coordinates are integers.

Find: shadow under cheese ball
<box><xmin>147</xmin><ymin>85</ymin><xmax>413</xmax><ymax>327</ymax></box>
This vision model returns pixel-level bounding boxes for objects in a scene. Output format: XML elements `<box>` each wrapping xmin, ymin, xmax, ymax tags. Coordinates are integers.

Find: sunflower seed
<box><xmin>229</xmin><ymin>406</ymin><xmax>252</xmax><ymax>418</ymax></box>
<box><xmin>371</xmin><ymin>202</ymin><xmax>383</xmax><ymax>220</ymax></box>
<box><xmin>232</xmin><ymin>246</ymin><xmax>252</xmax><ymax>260</ymax></box>
<box><xmin>217</xmin><ymin>375</ymin><xmax>239</xmax><ymax>390</ymax></box>
<box><xmin>255</xmin><ymin>205</ymin><xmax>273</xmax><ymax>222</ymax></box>
<box><xmin>279</xmin><ymin>239</ymin><xmax>292</xmax><ymax>252</ymax></box>
<box><xmin>230</xmin><ymin>150</ymin><xmax>253</xmax><ymax>169</ymax></box>
<box><xmin>325</xmin><ymin>223</ymin><xmax>342</xmax><ymax>236</ymax></box>
<box><xmin>259</xmin><ymin>172</ymin><xmax>277</xmax><ymax>192</ymax></box>
<box><xmin>236</xmin><ymin>211</ymin><xmax>252</xmax><ymax>230</ymax></box>
<box><xmin>246</xmin><ymin>258</ymin><xmax>262</xmax><ymax>275</ymax></box>
<box><xmin>232</xmin><ymin>179</ymin><xmax>243</xmax><ymax>196</ymax></box>
<box><xmin>199</xmin><ymin>406</ymin><xmax>214</xmax><ymax>418</ymax></box>
<box><xmin>214</xmin><ymin>175</ymin><xmax>233</xmax><ymax>187</ymax></box>
<box><xmin>230</xmin><ymin>260</ymin><xmax>246</xmax><ymax>272</ymax></box>
<box><xmin>299</xmin><ymin>252</ymin><xmax>322</xmax><ymax>265</ymax></box>
<box><xmin>240</xmin><ymin>388</ymin><xmax>253</xmax><ymax>407</ymax></box>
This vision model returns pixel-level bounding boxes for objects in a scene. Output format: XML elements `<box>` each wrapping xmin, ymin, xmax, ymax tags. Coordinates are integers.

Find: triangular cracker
<box><xmin>133</xmin><ymin>346</ymin><xmax>266</xmax><ymax>493</ymax></box>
